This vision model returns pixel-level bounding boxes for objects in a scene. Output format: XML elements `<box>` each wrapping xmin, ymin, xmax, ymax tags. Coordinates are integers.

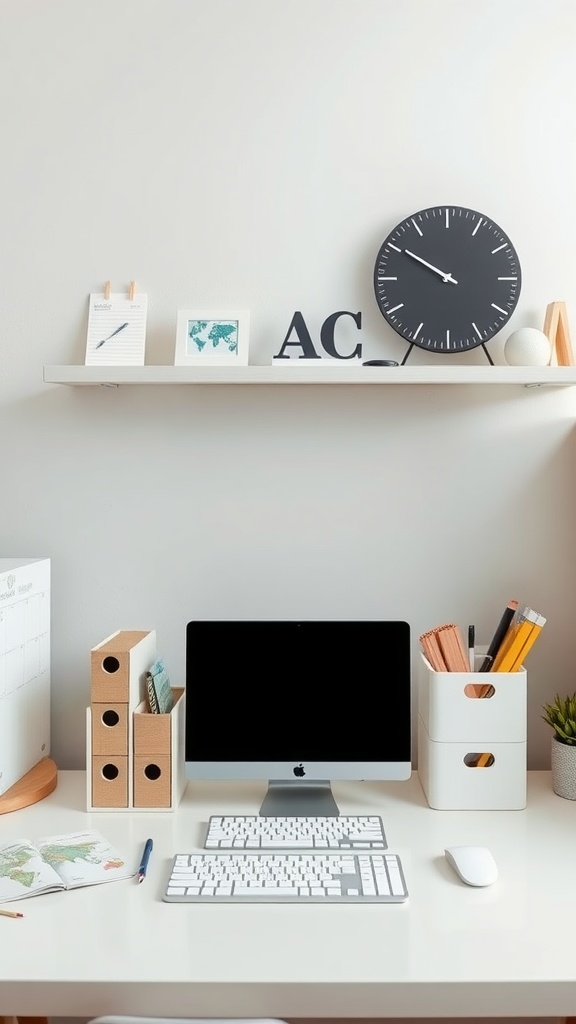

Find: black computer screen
<box><xmin>185</xmin><ymin>620</ymin><xmax>411</xmax><ymax>764</ymax></box>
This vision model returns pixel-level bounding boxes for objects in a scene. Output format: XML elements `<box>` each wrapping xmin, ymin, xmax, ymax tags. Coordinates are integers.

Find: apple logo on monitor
<box><xmin>293</xmin><ymin>764</ymin><xmax>305</xmax><ymax>777</ymax></box>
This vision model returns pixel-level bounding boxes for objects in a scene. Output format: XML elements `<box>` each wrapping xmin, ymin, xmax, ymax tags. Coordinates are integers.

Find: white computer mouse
<box><xmin>444</xmin><ymin>845</ymin><xmax>498</xmax><ymax>887</ymax></box>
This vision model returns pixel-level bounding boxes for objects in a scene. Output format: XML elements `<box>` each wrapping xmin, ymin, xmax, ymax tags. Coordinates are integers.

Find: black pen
<box><xmin>138</xmin><ymin>837</ymin><xmax>153</xmax><ymax>883</ymax></box>
<box><xmin>96</xmin><ymin>322</ymin><xmax>129</xmax><ymax>349</ymax></box>
<box><xmin>468</xmin><ymin>624</ymin><xmax>475</xmax><ymax>671</ymax></box>
<box><xmin>479</xmin><ymin>599</ymin><xmax>519</xmax><ymax>672</ymax></box>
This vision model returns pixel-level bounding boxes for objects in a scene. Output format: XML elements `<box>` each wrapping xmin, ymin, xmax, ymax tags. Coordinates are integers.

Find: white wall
<box><xmin>1</xmin><ymin>0</ymin><xmax>576</xmax><ymax>771</ymax></box>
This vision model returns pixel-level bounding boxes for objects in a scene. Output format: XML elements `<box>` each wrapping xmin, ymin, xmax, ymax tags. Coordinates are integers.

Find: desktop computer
<box><xmin>164</xmin><ymin>620</ymin><xmax>412</xmax><ymax>904</ymax></box>
<box><xmin>184</xmin><ymin>619</ymin><xmax>412</xmax><ymax>816</ymax></box>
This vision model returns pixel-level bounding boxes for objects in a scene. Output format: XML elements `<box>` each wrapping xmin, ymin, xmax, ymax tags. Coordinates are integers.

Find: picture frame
<box><xmin>174</xmin><ymin>309</ymin><xmax>250</xmax><ymax>366</ymax></box>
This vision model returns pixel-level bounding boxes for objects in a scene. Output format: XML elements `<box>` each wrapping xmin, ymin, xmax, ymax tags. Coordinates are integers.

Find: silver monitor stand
<box><xmin>259</xmin><ymin>779</ymin><xmax>340</xmax><ymax>816</ymax></box>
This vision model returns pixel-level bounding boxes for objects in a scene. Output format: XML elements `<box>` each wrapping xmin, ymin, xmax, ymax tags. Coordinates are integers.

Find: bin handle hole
<box><xmin>463</xmin><ymin>752</ymin><xmax>495</xmax><ymax>768</ymax></box>
<box><xmin>464</xmin><ymin>683</ymin><xmax>495</xmax><ymax>699</ymax></box>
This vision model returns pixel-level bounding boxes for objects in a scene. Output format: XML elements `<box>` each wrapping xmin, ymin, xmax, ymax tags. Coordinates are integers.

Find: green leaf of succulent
<box><xmin>542</xmin><ymin>693</ymin><xmax>576</xmax><ymax>744</ymax></box>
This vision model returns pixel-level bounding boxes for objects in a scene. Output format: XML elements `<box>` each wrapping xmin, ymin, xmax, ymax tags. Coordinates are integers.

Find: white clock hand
<box><xmin>404</xmin><ymin>249</ymin><xmax>458</xmax><ymax>284</ymax></box>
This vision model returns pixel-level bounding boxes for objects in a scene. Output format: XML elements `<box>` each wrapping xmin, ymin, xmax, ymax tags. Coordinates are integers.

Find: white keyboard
<box><xmin>163</xmin><ymin>851</ymin><xmax>408</xmax><ymax>903</ymax></box>
<box><xmin>204</xmin><ymin>814</ymin><xmax>388</xmax><ymax>850</ymax></box>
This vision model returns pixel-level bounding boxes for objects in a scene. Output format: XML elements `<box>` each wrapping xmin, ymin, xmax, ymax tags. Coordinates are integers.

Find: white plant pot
<box><xmin>551</xmin><ymin>735</ymin><xmax>576</xmax><ymax>800</ymax></box>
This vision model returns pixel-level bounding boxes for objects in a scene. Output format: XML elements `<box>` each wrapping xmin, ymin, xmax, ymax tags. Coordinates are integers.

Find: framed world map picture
<box><xmin>175</xmin><ymin>309</ymin><xmax>250</xmax><ymax>365</ymax></box>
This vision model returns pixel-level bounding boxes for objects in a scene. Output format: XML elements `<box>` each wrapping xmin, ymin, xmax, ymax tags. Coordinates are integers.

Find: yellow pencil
<box><xmin>0</xmin><ymin>907</ymin><xmax>24</xmax><ymax>918</ymax></box>
<box><xmin>494</xmin><ymin>608</ymin><xmax>542</xmax><ymax>672</ymax></box>
<box><xmin>509</xmin><ymin>613</ymin><xmax>546</xmax><ymax>671</ymax></box>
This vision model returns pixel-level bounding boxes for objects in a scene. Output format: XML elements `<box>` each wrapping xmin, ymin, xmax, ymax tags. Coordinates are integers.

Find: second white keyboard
<box><xmin>164</xmin><ymin>851</ymin><xmax>408</xmax><ymax>903</ymax></box>
<box><xmin>204</xmin><ymin>814</ymin><xmax>388</xmax><ymax>850</ymax></box>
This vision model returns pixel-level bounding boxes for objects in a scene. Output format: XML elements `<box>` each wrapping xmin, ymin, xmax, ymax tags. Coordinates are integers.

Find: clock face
<box><xmin>373</xmin><ymin>206</ymin><xmax>521</xmax><ymax>354</ymax></box>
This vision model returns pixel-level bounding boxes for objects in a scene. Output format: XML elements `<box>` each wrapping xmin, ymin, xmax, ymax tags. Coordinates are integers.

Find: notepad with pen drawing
<box><xmin>0</xmin><ymin>829</ymin><xmax>135</xmax><ymax>903</ymax></box>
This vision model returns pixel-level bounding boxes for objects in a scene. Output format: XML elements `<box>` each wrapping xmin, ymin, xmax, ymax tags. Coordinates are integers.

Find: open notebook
<box><xmin>0</xmin><ymin>829</ymin><xmax>135</xmax><ymax>903</ymax></box>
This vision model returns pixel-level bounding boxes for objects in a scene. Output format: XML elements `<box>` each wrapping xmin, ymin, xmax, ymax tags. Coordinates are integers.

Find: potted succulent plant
<box><xmin>542</xmin><ymin>693</ymin><xmax>576</xmax><ymax>800</ymax></box>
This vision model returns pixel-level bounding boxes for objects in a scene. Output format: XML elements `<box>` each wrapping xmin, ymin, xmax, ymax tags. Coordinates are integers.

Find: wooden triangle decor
<box><xmin>543</xmin><ymin>301</ymin><xmax>574</xmax><ymax>366</ymax></box>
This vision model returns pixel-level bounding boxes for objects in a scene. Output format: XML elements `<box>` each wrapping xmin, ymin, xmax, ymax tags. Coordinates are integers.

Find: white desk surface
<box><xmin>1</xmin><ymin>770</ymin><xmax>575</xmax><ymax>1019</ymax></box>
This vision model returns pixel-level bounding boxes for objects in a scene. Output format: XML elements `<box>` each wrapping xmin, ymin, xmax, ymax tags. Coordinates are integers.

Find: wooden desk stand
<box><xmin>0</xmin><ymin>758</ymin><xmax>57</xmax><ymax>815</ymax></box>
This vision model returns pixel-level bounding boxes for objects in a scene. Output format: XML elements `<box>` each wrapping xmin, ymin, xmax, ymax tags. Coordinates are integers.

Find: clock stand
<box><xmin>400</xmin><ymin>340</ymin><xmax>495</xmax><ymax>366</ymax></box>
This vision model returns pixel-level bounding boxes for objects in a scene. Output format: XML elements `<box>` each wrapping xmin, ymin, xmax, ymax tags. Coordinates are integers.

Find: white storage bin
<box><xmin>417</xmin><ymin>652</ymin><xmax>527</xmax><ymax>810</ymax></box>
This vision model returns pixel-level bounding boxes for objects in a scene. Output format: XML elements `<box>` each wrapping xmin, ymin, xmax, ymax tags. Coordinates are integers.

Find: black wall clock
<box><xmin>373</xmin><ymin>205</ymin><xmax>521</xmax><ymax>364</ymax></box>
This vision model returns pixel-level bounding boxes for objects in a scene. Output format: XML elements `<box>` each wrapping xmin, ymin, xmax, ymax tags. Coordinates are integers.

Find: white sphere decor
<box><xmin>504</xmin><ymin>327</ymin><xmax>552</xmax><ymax>366</ymax></box>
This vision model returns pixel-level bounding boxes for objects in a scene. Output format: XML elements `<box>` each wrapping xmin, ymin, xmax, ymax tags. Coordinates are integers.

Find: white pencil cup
<box><xmin>417</xmin><ymin>651</ymin><xmax>527</xmax><ymax>810</ymax></box>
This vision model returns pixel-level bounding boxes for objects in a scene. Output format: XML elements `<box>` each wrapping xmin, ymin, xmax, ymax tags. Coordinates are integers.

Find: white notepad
<box><xmin>85</xmin><ymin>292</ymin><xmax>148</xmax><ymax>365</ymax></box>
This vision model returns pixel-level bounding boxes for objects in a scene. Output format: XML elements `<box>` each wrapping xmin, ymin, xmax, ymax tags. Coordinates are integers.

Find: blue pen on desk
<box><xmin>138</xmin><ymin>838</ymin><xmax>153</xmax><ymax>883</ymax></box>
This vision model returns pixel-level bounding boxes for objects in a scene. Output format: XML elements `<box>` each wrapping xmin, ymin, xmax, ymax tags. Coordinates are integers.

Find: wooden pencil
<box><xmin>436</xmin><ymin>624</ymin><xmax>470</xmax><ymax>672</ymax></box>
<box><xmin>419</xmin><ymin>630</ymin><xmax>448</xmax><ymax>671</ymax></box>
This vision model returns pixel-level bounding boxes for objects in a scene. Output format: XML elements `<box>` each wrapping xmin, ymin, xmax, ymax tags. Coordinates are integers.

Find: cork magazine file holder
<box><xmin>86</xmin><ymin>629</ymin><xmax>186</xmax><ymax>811</ymax></box>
